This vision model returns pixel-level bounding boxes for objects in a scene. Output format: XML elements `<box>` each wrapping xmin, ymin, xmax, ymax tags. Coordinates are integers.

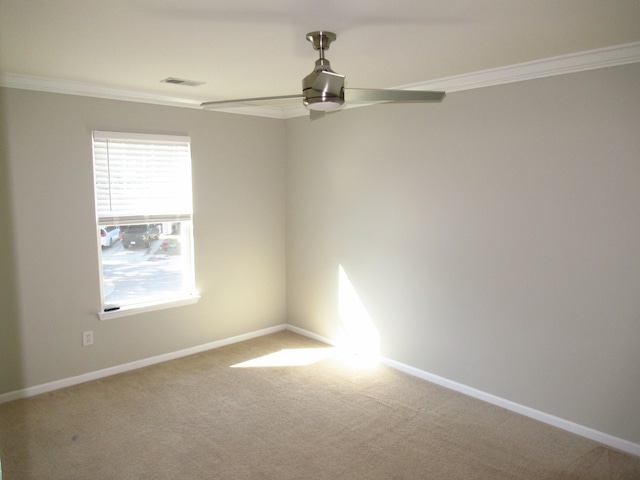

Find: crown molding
<box><xmin>402</xmin><ymin>41</ymin><xmax>640</xmax><ymax>94</ymax></box>
<box><xmin>0</xmin><ymin>72</ymin><xmax>283</xmax><ymax>119</ymax></box>
<box><xmin>0</xmin><ymin>73</ymin><xmax>205</xmax><ymax>108</ymax></box>
<box><xmin>1</xmin><ymin>41</ymin><xmax>639</xmax><ymax>120</ymax></box>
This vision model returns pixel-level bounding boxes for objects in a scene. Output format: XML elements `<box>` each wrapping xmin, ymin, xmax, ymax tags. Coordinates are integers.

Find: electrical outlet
<box><xmin>82</xmin><ymin>330</ymin><xmax>94</xmax><ymax>346</ymax></box>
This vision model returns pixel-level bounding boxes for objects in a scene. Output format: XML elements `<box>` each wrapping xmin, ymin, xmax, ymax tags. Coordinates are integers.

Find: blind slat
<box><xmin>97</xmin><ymin>214</ymin><xmax>193</xmax><ymax>226</ymax></box>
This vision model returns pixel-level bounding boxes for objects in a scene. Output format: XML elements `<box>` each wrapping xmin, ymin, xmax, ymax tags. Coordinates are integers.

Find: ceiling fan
<box><xmin>201</xmin><ymin>31</ymin><xmax>446</xmax><ymax>119</ymax></box>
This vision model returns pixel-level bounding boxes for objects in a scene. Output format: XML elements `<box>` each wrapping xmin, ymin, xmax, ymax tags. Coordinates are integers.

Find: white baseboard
<box><xmin>0</xmin><ymin>324</ymin><xmax>287</xmax><ymax>405</ymax></box>
<box><xmin>289</xmin><ymin>325</ymin><xmax>640</xmax><ymax>458</ymax></box>
<box><xmin>285</xmin><ymin>324</ymin><xmax>337</xmax><ymax>346</ymax></box>
<box><xmin>381</xmin><ymin>357</ymin><xmax>640</xmax><ymax>458</ymax></box>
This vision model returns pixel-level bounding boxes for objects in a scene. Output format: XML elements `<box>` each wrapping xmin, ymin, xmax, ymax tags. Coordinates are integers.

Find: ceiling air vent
<box><xmin>161</xmin><ymin>77</ymin><xmax>205</xmax><ymax>87</ymax></box>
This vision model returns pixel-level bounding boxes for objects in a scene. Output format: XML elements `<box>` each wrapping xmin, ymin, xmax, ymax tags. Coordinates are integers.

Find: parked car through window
<box><xmin>100</xmin><ymin>226</ymin><xmax>120</xmax><ymax>247</ymax></box>
<box><xmin>121</xmin><ymin>224</ymin><xmax>161</xmax><ymax>249</ymax></box>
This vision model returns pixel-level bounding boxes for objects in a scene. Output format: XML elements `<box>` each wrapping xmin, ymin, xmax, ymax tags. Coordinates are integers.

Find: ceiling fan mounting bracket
<box><xmin>306</xmin><ymin>31</ymin><xmax>337</xmax><ymax>52</ymax></box>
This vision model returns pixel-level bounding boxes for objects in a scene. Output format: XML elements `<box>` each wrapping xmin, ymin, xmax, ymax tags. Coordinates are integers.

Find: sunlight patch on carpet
<box><xmin>231</xmin><ymin>348</ymin><xmax>338</xmax><ymax>368</ymax></box>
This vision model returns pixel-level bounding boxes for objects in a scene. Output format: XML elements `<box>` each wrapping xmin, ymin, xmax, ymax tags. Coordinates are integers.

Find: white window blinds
<box><xmin>92</xmin><ymin>131</ymin><xmax>193</xmax><ymax>225</ymax></box>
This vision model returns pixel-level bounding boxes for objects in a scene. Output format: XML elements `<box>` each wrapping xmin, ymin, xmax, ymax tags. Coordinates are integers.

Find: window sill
<box><xmin>98</xmin><ymin>294</ymin><xmax>200</xmax><ymax>321</ymax></box>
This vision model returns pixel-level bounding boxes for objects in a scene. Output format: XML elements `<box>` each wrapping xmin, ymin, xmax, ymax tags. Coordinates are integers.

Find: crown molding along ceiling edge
<box><xmin>1</xmin><ymin>41</ymin><xmax>639</xmax><ymax>119</ymax></box>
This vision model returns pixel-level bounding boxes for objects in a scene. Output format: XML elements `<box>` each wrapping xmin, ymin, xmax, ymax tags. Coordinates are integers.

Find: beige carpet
<box><xmin>1</xmin><ymin>330</ymin><xmax>639</xmax><ymax>479</ymax></box>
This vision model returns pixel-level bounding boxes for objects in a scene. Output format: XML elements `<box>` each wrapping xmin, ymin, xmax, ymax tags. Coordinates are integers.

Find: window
<box><xmin>92</xmin><ymin>131</ymin><xmax>197</xmax><ymax>318</ymax></box>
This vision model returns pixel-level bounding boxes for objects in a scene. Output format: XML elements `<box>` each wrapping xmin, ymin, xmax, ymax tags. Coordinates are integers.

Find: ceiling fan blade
<box><xmin>311</xmin><ymin>70</ymin><xmax>345</xmax><ymax>96</ymax></box>
<box><xmin>344</xmin><ymin>89</ymin><xmax>445</xmax><ymax>104</ymax></box>
<box><xmin>201</xmin><ymin>94</ymin><xmax>302</xmax><ymax>108</ymax></box>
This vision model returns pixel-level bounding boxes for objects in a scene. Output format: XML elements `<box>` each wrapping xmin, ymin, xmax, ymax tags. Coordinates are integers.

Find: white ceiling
<box><xmin>2</xmin><ymin>0</ymin><xmax>640</xmax><ymax>118</ymax></box>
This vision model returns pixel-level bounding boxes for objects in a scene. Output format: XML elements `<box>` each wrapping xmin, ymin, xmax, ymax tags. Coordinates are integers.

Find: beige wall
<box><xmin>0</xmin><ymin>88</ymin><xmax>287</xmax><ymax>392</ymax></box>
<box><xmin>285</xmin><ymin>64</ymin><xmax>640</xmax><ymax>444</ymax></box>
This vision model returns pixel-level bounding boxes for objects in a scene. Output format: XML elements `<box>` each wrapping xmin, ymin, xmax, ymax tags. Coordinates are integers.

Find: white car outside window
<box><xmin>100</xmin><ymin>226</ymin><xmax>120</xmax><ymax>247</ymax></box>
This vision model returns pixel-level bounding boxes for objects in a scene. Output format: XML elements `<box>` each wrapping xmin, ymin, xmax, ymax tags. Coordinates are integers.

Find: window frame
<box><xmin>92</xmin><ymin>131</ymin><xmax>199</xmax><ymax>319</ymax></box>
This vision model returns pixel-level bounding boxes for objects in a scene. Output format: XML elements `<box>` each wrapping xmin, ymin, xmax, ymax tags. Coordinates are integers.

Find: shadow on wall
<box><xmin>0</xmin><ymin>90</ymin><xmax>25</xmax><ymax>392</ymax></box>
